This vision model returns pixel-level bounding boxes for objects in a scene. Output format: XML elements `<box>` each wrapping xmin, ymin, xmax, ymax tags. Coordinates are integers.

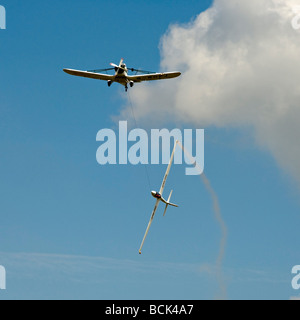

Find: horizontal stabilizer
<box><xmin>163</xmin><ymin>190</ymin><xmax>178</xmax><ymax>216</ymax></box>
<box><xmin>168</xmin><ymin>202</ymin><xmax>179</xmax><ymax>208</ymax></box>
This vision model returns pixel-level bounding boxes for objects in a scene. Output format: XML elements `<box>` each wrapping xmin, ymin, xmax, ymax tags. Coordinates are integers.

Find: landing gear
<box><xmin>107</xmin><ymin>80</ymin><xmax>112</xmax><ymax>87</ymax></box>
<box><xmin>125</xmin><ymin>81</ymin><xmax>134</xmax><ymax>92</ymax></box>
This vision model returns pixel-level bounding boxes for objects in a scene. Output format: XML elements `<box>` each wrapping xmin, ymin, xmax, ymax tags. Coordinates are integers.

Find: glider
<box><xmin>63</xmin><ymin>58</ymin><xmax>181</xmax><ymax>92</ymax></box>
<box><xmin>139</xmin><ymin>141</ymin><xmax>179</xmax><ymax>254</ymax></box>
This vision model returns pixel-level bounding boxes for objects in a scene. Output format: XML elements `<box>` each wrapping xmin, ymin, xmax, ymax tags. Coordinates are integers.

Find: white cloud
<box><xmin>124</xmin><ymin>0</ymin><xmax>300</xmax><ymax>184</ymax></box>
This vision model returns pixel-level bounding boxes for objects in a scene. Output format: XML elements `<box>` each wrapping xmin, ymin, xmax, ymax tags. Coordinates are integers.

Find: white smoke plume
<box><xmin>201</xmin><ymin>173</ymin><xmax>228</xmax><ymax>300</ymax></box>
<box><xmin>124</xmin><ymin>0</ymin><xmax>300</xmax><ymax>185</ymax></box>
<box><xmin>177</xmin><ymin>141</ymin><xmax>227</xmax><ymax>299</ymax></box>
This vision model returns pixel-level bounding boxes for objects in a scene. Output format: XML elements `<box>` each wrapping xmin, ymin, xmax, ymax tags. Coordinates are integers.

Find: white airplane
<box><xmin>139</xmin><ymin>141</ymin><xmax>179</xmax><ymax>254</ymax></box>
<box><xmin>63</xmin><ymin>58</ymin><xmax>181</xmax><ymax>91</ymax></box>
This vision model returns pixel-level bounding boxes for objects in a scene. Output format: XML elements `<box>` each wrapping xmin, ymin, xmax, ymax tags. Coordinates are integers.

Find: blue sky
<box><xmin>0</xmin><ymin>0</ymin><xmax>299</xmax><ymax>300</ymax></box>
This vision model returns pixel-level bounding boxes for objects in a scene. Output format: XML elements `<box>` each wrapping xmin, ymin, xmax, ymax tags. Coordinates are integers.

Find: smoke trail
<box><xmin>177</xmin><ymin>141</ymin><xmax>228</xmax><ymax>299</ymax></box>
<box><xmin>200</xmin><ymin>173</ymin><xmax>228</xmax><ymax>300</ymax></box>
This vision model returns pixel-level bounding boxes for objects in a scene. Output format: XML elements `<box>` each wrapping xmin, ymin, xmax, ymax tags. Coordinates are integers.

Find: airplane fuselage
<box><xmin>111</xmin><ymin>65</ymin><xmax>134</xmax><ymax>90</ymax></box>
<box><xmin>151</xmin><ymin>191</ymin><xmax>161</xmax><ymax>199</ymax></box>
<box><xmin>151</xmin><ymin>191</ymin><xmax>169</xmax><ymax>204</ymax></box>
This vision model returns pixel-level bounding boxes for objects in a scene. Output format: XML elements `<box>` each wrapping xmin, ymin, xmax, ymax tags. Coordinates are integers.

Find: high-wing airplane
<box><xmin>63</xmin><ymin>58</ymin><xmax>181</xmax><ymax>91</ymax></box>
<box><xmin>139</xmin><ymin>141</ymin><xmax>179</xmax><ymax>254</ymax></box>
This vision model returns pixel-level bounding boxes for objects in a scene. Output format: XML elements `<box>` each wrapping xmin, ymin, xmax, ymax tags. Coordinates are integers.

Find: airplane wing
<box><xmin>63</xmin><ymin>69</ymin><xmax>114</xmax><ymax>81</ymax></box>
<box><xmin>139</xmin><ymin>199</ymin><xmax>160</xmax><ymax>254</ymax></box>
<box><xmin>159</xmin><ymin>140</ymin><xmax>178</xmax><ymax>195</ymax></box>
<box><xmin>127</xmin><ymin>71</ymin><xmax>181</xmax><ymax>83</ymax></box>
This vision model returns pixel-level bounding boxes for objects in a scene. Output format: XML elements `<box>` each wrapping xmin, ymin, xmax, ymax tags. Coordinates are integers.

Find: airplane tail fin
<box><xmin>163</xmin><ymin>190</ymin><xmax>178</xmax><ymax>216</ymax></box>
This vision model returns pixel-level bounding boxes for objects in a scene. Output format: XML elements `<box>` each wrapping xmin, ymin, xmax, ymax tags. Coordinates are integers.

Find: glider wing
<box><xmin>139</xmin><ymin>199</ymin><xmax>161</xmax><ymax>254</ymax></box>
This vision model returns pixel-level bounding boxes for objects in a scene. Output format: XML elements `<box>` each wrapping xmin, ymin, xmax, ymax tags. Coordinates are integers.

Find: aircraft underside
<box><xmin>108</xmin><ymin>76</ymin><xmax>134</xmax><ymax>91</ymax></box>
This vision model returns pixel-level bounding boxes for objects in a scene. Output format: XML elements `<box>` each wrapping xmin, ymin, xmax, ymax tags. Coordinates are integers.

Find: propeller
<box><xmin>110</xmin><ymin>58</ymin><xmax>127</xmax><ymax>72</ymax></box>
<box><xmin>110</xmin><ymin>63</ymin><xmax>119</xmax><ymax>68</ymax></box>
<box><xmin>110</xmin><ymin>63</ymin><xmax>127</xmax><ymax>72</ymax></box>
<box><xmin>88</xmin><ymin>58</ymin><xmax>127</xmax><ymax>74</ymax></box>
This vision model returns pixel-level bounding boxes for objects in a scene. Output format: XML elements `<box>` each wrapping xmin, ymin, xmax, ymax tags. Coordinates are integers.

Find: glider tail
<box><xmin>163</xmin><ymin>190</ymin><xmax>178</xmax><ymax>216</ymax></box>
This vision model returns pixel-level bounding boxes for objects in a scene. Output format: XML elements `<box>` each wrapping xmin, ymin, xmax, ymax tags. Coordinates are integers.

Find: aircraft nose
<box><xmin>151</xmin><ymin>191</ymin><xmax>156</xmax><ymax>197</ymax></box>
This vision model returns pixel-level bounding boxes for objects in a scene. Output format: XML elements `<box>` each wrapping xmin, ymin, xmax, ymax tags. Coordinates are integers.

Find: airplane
<box><xmin>139</xmin><ymin>140</ymin><xmax>179</xmax><ymax>254</ymax></box>
<box><xmin>63</xmin><ymin>58</ymin><xmax>181</xmax><ymax>92</ymax></box>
